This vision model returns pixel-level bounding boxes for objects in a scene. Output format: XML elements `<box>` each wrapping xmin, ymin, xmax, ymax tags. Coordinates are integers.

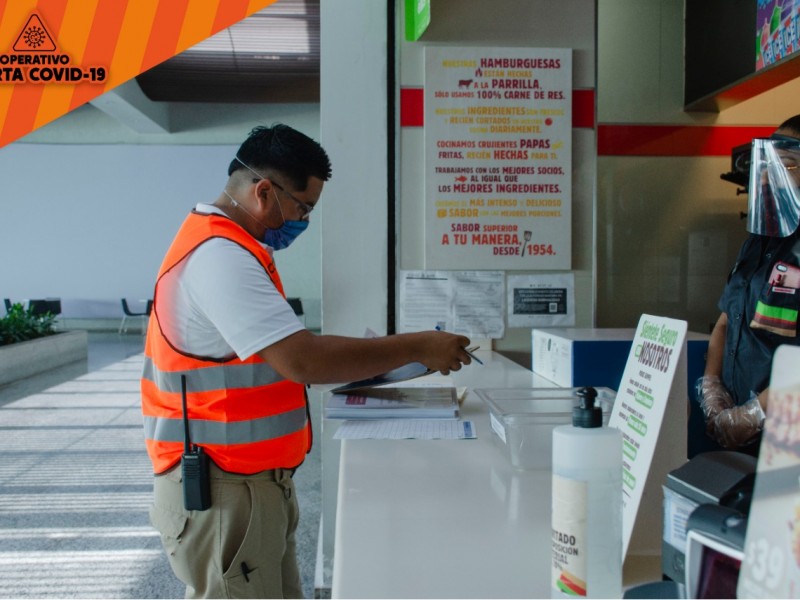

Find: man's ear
<box><xmin>253</xmin><ymin>178</ymin><xmax>274</xmax><ymax>210</ymax></box>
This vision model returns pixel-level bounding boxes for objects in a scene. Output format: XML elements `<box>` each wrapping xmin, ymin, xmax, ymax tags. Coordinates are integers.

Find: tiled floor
<box><xmin>0</xmin><ymin>332</ymin><xmax>322</xmax><ymax>599</ymax></box>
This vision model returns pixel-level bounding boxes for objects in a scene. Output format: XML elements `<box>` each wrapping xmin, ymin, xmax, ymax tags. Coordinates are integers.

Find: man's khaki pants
<box><xmin>149</xmin><ymin>461</ymin><xmax>302</xmax><ymax>599</ymax></box>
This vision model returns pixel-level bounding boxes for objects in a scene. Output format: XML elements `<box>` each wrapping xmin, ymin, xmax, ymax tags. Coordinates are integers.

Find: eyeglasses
<box><xmin>253</xmin><ymin>178</ymin><xmax>316</xmax><ymax>219</ymax></box>
<box><xmin>769</xmin><ymin>155</ymin><xmax>800</xmax><ymax>171</ymax></box>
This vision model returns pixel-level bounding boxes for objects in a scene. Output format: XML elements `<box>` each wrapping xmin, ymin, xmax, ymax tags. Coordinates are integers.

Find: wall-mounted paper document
<box><xmin>398</xmin><ymin>270</ymin><xmax>505</xmax><ymax>338</ymax></box>
<box><xmin>507</xmin><ymin>273</ymin><xmax>574</xmax><ymax>327</ymax></box>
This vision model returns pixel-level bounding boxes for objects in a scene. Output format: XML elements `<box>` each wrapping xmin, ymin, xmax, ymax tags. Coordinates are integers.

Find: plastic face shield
<box><xmin>747</xmin><ymin>136</ymin><xmax>800</xmax><ymax>237</ymax></box>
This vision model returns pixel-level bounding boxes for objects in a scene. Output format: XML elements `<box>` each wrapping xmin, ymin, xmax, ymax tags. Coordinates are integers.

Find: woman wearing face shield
<box><xmin>698</xmin><ymin>115</ymin><xmax>800</xmax><ymax>454</ymax></box>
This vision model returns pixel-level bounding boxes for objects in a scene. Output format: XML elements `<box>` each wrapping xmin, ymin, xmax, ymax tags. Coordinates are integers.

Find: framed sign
<box><xmin>424</xmin><ymin>46</ymin><xmax>572</xmax><ymax>270</ymax></box>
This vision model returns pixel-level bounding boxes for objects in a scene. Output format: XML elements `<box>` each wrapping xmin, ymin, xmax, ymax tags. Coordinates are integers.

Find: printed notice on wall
<box><xmin>398</xmin><ymin>270</ymin><xmax>505</xmax><ymax>338</ymax></box>
<box><xmin>507</xmin><ymin>273</ymin><xmax>575</xmax><ymax>328</ymax></box>
<box><xmin>738</xmin><ymin>346</ymin><xmax>800</xmax><ymax>598</ymax></box>
<box><xmin>424</xmin><ymin>46</ymin><xmax>572</xmax><ymax>270</ymax></box>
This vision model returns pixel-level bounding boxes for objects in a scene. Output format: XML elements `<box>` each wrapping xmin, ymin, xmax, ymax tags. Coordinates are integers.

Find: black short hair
<box><xmin>228</xmin><ymin>124</ymin><xmax>332</xmax><ymax>190</ymax></box>
<box><xmin>778</xmin><ymin>115</ymin><xmax>800</xmax><ymax>139</ymax></box>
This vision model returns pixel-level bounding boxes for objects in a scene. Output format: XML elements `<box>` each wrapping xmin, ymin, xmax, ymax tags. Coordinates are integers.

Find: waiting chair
<box><xmin>119</xmin><ymin>298</ymin><xmax>153</xmax><ymax>335</ymax></box>
<box><xmin>28</xmin><ymin>298</ymin><xmax>61</xmax><ymax>317</ymax></box>
<box><xmin>286</xmin><ymin>297</ymin><xmax>305</xmax><ymax>326</ymax></box>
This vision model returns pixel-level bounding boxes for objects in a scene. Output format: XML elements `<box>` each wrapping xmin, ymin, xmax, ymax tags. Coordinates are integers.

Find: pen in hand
<box><xmin>464</xmin><ymin>345</ymin><xmax>484</xmax><ymax>365</ymax></box>
<box><xmin>434</xmin><ymin>325</ymin><xmax>483</xmax><ymax>365</ymax></box>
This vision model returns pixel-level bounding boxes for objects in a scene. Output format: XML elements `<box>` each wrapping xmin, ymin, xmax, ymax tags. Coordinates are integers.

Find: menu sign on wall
<box><xmin>424</xmin><ymin>47</ymin><xmax>572</xmax><ymax>270</ymax></box>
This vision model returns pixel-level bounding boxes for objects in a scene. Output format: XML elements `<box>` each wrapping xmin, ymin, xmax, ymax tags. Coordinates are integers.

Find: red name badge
<box><xmin>769</xmin><ymin>261</ymin><xmax>800</xmax><ymax>289</ymax></box>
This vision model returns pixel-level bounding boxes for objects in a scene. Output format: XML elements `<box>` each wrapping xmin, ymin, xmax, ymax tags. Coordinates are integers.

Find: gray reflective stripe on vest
<box><xmin>142</xmin><ymin>356</ymin><xmax>284</xmax><ymax>393</ymax></box>
<box><xmin>143</xmin><ymin>406</ymin><xmax>307</xmax><ymax>445</ymax></box>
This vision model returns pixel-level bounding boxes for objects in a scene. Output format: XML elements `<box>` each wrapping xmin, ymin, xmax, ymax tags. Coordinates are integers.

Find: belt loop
<box><xmin>274</xmin><ymin>468</ymin><xmax>293</xmax><ymax>499</ymax></box>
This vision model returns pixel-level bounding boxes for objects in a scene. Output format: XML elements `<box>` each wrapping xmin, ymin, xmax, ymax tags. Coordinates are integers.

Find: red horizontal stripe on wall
<box><xmin>572</xmin><ymin>89</ymin><xmax>594</xmax><ymax>128</ymax></box>
<box><xmin>598</xmin><ymin>124</ymin><xmax>776</xmax><ymax>156</ymax></box>
<box><xmin>400</xmin><ymin>87</ymin><xmax>423</xmax><ymax>127</ymax></box>
<box><xmin>399</xmin><ymin>87</ymin><xmax>595</xmax><ymax>129</ymax></box>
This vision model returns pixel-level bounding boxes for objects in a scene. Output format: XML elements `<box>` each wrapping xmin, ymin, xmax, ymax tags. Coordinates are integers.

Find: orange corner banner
<box><xmin>0</xmin><ymin>0</ymin><xmax>278</xmax><ymax>147</ymax></box>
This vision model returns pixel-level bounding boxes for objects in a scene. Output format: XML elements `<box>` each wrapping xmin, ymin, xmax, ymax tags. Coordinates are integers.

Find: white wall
<box><xmin>319</xmin><ymin>2</ymin><xmax>390</xmax><ymax>338</ymax></box>
<box><xmin>0</xmin><ymin>143</ymin><xmax>234</xmax><ymax>300</ymax></box>
<box><xmin>0</xmin><ymin>103</ymin><xmax>323</xmax><ymax>328</ymax></box>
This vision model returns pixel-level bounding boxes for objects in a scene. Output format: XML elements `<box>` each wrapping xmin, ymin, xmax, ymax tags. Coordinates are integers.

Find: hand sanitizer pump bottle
<box><xmin>551</xmin><ymin>387</ymin><xmax>622</xmax><ymax>599</ymax></box>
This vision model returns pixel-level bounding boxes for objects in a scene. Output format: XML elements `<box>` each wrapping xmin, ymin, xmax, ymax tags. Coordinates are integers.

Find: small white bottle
<box><xmin>551</xmin><ymin>387</ymin><xmax>622</xmax><ymax>599</ymax></box>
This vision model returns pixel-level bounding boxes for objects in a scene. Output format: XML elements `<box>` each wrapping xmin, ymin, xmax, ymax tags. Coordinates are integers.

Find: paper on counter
<box><xmin>333</xmin><ymin>419</ymin><xmax>477</xmax><ymax>440</ymax></box>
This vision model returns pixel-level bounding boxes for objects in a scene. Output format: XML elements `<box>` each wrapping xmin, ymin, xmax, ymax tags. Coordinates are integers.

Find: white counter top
<box><xmin>331</xmin><ymin>350</ymin><xmax>554</xmax><ymax>598</ymax></box>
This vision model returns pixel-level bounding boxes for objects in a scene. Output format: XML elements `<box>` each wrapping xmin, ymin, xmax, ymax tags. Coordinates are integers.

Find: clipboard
<box><xmin>330</xmin><ymin>362</ymin><xmax>434</xmax><ymax>394</ymax></box>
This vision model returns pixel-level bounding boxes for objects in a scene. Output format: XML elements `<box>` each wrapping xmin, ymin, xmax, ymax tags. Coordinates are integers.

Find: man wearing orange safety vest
<box><xmin>142</xmin><ymin>124</ymin><xmax>473</xmax><ymax>599</ymax></box>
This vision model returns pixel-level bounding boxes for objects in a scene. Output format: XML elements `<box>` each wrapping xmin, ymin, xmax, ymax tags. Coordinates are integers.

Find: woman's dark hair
<box><xmin>228</xmin><ymin>124</ymin><xmax>332</xmax><ymax>190</ymax></box>
<box><xmin>778</xmin><ymin>115</ymin><xmax>800</xmax><ymax>139</ymax></box>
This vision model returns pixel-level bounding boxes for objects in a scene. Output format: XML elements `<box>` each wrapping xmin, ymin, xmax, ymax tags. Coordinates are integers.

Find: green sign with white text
<box><xmin>405</xmin><ymin>0</ymin><xmax>430</xmax><ymax>41</ymax></box>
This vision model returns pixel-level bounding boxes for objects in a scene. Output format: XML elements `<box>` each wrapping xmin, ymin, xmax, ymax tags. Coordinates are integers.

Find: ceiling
<box><xmin>135</xmin><ymin>0</ymin><xmax>320</xmax><ymax>104</ymax></box>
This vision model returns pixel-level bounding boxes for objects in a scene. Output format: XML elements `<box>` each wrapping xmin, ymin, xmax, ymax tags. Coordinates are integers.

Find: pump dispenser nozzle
<box><xmin>573</xmin><ymin>386</ymin><xmax>602</xmax><ymax>428</ymax></box>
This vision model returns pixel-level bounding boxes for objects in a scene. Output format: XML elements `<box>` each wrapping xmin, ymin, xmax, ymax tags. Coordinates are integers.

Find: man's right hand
<box><xmin>413</xmin><ymin>330</ymin><xmax>472</xmax><ymax>375</ymax></box>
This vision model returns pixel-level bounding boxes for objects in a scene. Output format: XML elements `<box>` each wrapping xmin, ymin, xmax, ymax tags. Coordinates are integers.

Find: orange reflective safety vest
<box><xmin>141</xmin><ymin>211</ymin><xmax>311</xmax><ymax>475</ymax></box>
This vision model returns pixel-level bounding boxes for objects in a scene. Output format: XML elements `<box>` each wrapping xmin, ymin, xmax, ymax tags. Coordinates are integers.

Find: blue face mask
<box><xmin>230</xmin><ymin>155</ymin><xmax>311</xmax><ymax>250</ymax></box>
<box><xmin>264</xmin><ymin>219</ymin><xmax>308</xmax><ymax>250</ymax></box>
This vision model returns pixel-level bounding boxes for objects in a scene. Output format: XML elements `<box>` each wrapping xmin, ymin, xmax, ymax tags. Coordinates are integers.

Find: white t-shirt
<box><xmin>155</xmin><ymin>204</ymin><xmax>305</xmax><ymax>360</ymax></box>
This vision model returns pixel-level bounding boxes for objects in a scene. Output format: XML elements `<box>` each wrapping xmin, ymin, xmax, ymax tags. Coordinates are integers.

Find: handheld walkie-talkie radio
<box><xmin>180</xmin><ymin>374</ymin><xmax>211</xmax><ymax>511</ymax></box>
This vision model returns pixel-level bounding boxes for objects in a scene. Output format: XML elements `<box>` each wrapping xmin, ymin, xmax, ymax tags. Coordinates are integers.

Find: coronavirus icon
<box><xmin>23</xmin><ymin>25</ymin><xmax>47</xmax><ymax>49</ymax></box>
<box><xmin>12</xmin><ymin>14</ymin><xmax>57</xmax><ymax>52</ymax></box>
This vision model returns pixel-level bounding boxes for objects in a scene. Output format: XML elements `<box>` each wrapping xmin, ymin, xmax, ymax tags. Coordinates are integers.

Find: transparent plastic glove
<box><xmin>705</xmin><ymin>394</ymin><xmax>766</xmax><ymax>449</ymax></box>
<box><xmin>696</xmin><ymin>375</ymin><xmax>734</xmax><ymax>420</ymax></box>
